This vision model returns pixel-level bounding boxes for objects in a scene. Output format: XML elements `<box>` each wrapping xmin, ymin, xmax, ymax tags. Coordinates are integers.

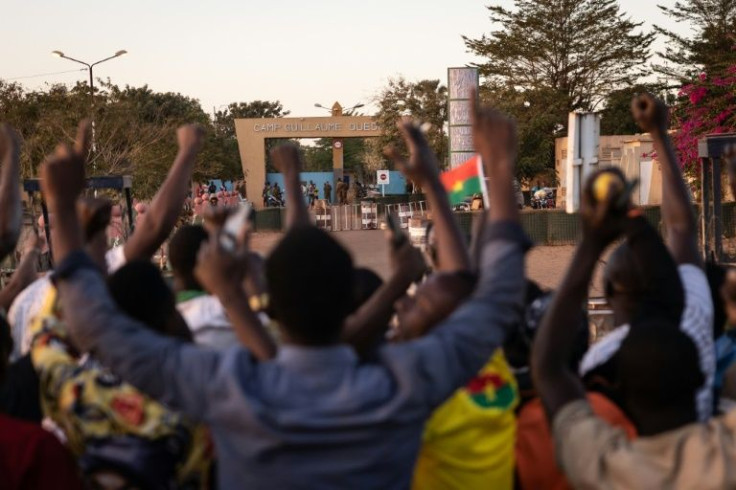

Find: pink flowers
<box><xmin>672</xmin><ymin>64</ymin><xmax>736</xmax><ymax>177</ymax></box>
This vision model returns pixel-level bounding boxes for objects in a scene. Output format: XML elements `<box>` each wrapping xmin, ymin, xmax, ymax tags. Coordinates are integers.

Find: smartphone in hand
<box><xmin>220</xmin><ymin>203</ymin><xmax>251</xmax><ymax>252</ymax></box>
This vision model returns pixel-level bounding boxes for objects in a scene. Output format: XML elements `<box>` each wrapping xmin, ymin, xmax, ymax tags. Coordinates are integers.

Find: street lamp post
<box><xmin>51</xmin><ymin>49</ymin><xmax>127</xmax><ymax>173</ymax></box>
<box><xmin>314</xmin><ymin>102</ymin><xmax>364</xmax><ymax>195</ymax></box>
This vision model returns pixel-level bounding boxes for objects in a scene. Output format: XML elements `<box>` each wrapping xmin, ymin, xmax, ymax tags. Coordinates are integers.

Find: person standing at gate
<box><xmin>324</xmin><ymin>181</ymin><xmax>332</xmax><ymax>204</ymax></box>
<box><xmin>336</xmin><ymin>178</ymin><xmax>345</xmax><ymax>205</ymax></box>
<box><xmin>262</xmin><ymin>182</ymin><xmax>270</xmax><ymax>208</ymax></box>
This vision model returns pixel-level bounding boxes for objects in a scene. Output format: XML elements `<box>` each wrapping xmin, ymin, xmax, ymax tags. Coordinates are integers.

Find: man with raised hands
<box><xmin>43</xmin><ymin>99</ymin><xmax>527</xmax><ymax>488</ymax></box>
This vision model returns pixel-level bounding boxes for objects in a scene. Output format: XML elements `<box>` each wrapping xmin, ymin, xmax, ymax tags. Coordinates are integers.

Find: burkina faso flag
<box><xmin>440</xmin><ymin>155</ymin><xmax>486</xmax><ymax>206</ymax></box>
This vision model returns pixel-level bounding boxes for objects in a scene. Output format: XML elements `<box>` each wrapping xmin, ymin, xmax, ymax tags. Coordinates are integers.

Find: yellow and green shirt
<box><xmin>30</xmin><ymin>287</ymin><xmax>212</xmax><ymax>488</ymax></box>
<box><xmin>412</xmin><ymin>350</ymin><xmax>519</xmax><ymax>490</ymax></box>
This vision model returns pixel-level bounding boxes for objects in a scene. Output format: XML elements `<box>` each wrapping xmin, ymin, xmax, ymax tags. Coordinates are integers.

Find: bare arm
<box><xmin>471</xmin><ymin>93</ymin><xmax>520</xmax><ymax>224</ymax></box>
<box><xmin>0</xmin><ymin>233</ymin><xmax>41</xmax><ymax>311</ymax></box>
<box><xmin>0</xmin><ymin>125</ymin><xmax>22</xmax><ymax>262</ymax></box>
<box><xmin>271</xmin><ymin>144</ymin><xmax>309</xmax><ymax>229</ymax></box>
<box><xmin>386</xmin><ymin>121</ymin><xmax>470</xmax><ymax>272</ymax></box>
<box><xmin>342</xmin><ymin>238</ymin><xmax>425</xmax><ymax>355</ymax></box>
<box><xmin>533</xmin><ymin>169</ymin><xmax>631</xmax><ymax>421</ymax></box>
<box><xmin>123</xmin><ymin>125</ymin><xmax>204</xmax><ymax>262</ymax></box>
<box><xmin>632</xmin><ymin>94</ymin><xmax>699</xmax><ymax>266</ymax></box>
<box><xmin>194</xmin><ymin>238</ymin><xmax>276</xmax><ymax>361</ymax></box>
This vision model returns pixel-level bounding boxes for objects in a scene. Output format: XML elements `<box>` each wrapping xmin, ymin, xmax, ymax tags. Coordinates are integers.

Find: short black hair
<box><xmin>352</xmin><ymin>268</ymin><xmax>383</xmax><ymax>312</ymax></box>
<box><xmin>168</xmin><ymin>225</ymin><xmax>209</xmax><ymax>279</ymax></box>
<box><xmin>618</xmin><ymin>319</ymin><xmax>703</xmax><ymax>410</ymax></box>
<box><xmin>266</xmin><ymin>226</ymin><xmax>354</xmax><ymax>345</ymax></box>
<box><xmin>605</xmin><ymin>241</ymin><xmax>683</xmax><ymax>325</ymax></box>
<box><xmin>107</xmin><ymin>261</ymin><xmax>192</xmax><ymax>342</ymax></box>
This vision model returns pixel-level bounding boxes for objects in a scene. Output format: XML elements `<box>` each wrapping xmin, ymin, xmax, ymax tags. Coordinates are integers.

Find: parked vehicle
<box><xmin>531</xmin><ymin>187</ymin><xmax>556</xmax><ymax>209</ymax></box>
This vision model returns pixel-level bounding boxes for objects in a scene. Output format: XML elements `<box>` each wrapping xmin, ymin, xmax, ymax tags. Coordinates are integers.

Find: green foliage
<box><xmin>302</xmin><ymin>138</ymin><xmax>369</xmax><ymax>177</ymax></box>
<box><xmin>464</xmin><ymin>0</ymin><xmax>654</xmax><ymax>112</ymax></box>
<box><xmin>480</xmin><ymin>84</ymin><xmax>565</xmax><ymax>184</ymax></box>
<box><xmin>0</xmin><ymin>80</ymin><xmax>288</xmax><ymax>198</ymax></box>
<box><xmin>372</xmin><ymin>78</ymin><xmax>448</xmax><ymax>169</ymax></box>
<box><xmin>599</xmin><ymin>83</ymin><xmax>670</xmax><ymax>135</ymax></box>
<box><xmin>214</xmin><ymin>100</ymin><xmax>291</xmax><ymax>174</ymax></box>
<box><xmin>655</xmin><ymin>0</ymin><xmax>736</xmax><ymax>78</ymax></box>
<box><xmin>464</xmin><ymin>0</ymin><xmax>653</xmax><ymax>184</ymax></box>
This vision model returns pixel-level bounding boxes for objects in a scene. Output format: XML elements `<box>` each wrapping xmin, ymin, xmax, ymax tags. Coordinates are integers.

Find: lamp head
<box><xmin>51</xmin><ymin>50</ymin><xmax>64</xmax><ymax>58</ymax></box>
<box><xmin>115</xmin><ymin>50</ymin><xmax>128</xmax><ymax>57</ymax></box>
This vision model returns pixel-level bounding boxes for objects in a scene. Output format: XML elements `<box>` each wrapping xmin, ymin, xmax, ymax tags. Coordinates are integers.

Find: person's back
<box><xmin>412</xmin><ymin>350</ymin><xmax>518</xmax><ymax>489</ymax></box>
<box><xmin>52</xmin><ymin>104</ymin><xmax>527</xmax><ymax>488</ymax></box>
<box><xmin>59</xmin><ymin>221</ymin><xmax>527</xmax><ymax>488</ymax></box>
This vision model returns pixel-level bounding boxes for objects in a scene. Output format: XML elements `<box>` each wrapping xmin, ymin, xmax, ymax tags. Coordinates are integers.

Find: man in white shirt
<box><xmin>579</xmin><ymin>94</ymin><xmax>714</xmax><ymax>421</ymax></box>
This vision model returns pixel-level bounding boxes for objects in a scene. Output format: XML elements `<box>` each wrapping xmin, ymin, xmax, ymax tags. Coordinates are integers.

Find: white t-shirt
<box><xmin>8</xmin><ymin>246</ymin><xmax>128</xmax><ymax>361</ymax></box>
<box><xmin>176</xmin><ymin>294</ymin><xmax>237</xmax><ymax>350</ymax></box>
<box><xmin>580</xmin><ymin>264</ymin><xmax>715</xmax><ymax>421</ymax></box>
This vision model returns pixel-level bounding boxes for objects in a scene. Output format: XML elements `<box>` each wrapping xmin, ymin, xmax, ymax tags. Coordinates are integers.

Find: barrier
<box><xmin>361</xmin><ymin>202</ymin><xmax>378</xmax><ymax>230</ymax></box>
<box><xmin>314</xmin><ymin>200</ymin><xmax>332</xmax><ymax>231</ymax></box>
<box><xmin>408</xmin><ymin>217</ymin><xmax>428</xmax><ymax>251</ymax></box>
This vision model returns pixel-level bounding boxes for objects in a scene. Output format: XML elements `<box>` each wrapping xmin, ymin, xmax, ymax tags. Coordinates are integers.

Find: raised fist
<box><xmin>0</xmin><ymin>124</ymin><xmax>20</xmax><ymax>162</ymax></box>
<box><xmin>631</xmin><ymin>93</ymin><xmax>669</xmax><ymax>134</ymax></box>
<box><xmin>176</xmin><ymin>124</ymin><xmax>205</xmax><ymax>153</ymax></box>
<box><xmin>270</xmin><ymin>143</ymin><xmax>303</xmax><ymax>176</ymax></box>
<box><xmin>40</xmin><ymin>120</ymin><xmax>90</xmax><ymax>207</ymax></box>
<box><xmin>472</xmin><ymin>97</ymin><xmax>517</xmax><ymax>174</ymax></box>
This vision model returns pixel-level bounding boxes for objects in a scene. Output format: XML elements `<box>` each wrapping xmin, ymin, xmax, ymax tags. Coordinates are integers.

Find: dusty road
<box><xmin>250</xmin><ymin>230</ymin><xmax>608</xmax><ymax>297</ymax></box>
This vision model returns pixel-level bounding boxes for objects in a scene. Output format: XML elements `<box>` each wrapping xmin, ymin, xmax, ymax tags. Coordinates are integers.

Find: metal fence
<box><xmin>311</xmin><ymin>200</ymin><xmax>429</xmax><ymax>232</ymax></box>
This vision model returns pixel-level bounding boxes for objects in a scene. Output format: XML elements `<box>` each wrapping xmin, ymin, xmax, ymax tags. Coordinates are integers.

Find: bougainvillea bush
<box><xmin>673</xmin><ymin>67</ymin><xmax>736</xmax><ymax>180</ymax></box>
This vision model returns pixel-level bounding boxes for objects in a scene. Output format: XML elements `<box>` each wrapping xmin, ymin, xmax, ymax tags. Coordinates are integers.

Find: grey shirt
<box><xmin>56</xmin><ymin>222</ymin><xmax>528</xmax><ymax>489</ymax></box>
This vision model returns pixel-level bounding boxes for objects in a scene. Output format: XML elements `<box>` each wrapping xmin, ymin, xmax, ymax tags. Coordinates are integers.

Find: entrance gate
<box><xmin>234</xmin><ymin>103</ymin><xmax>382</xmax><ymax>209</ymax></box>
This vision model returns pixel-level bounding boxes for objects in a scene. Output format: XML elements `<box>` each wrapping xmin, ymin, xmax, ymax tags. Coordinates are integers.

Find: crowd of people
<box><xmin>1</xmin><ymin>93</ymin><xmax>736</xmax><ymax>489</ymax></box>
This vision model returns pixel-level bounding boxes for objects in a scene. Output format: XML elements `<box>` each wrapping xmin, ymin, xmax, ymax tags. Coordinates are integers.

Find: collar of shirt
<box><xmin>275</xmin><ymin>344</ymin><xmax>358</xmax><ymax>371</ymax></box>
<box><xmin>176</xmin><ymin>290</ymin><xmax>208</xmax><ymax>303</ymax></box>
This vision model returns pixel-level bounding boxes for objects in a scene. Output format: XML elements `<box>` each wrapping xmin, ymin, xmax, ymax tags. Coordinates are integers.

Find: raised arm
<box><xmin>632</xmin><ymin>94</ymin><xmax>700</xmax><ymax>266</ymax></box>
<box><xmin>40</xmin><ymin>122</ymin><xmax>231</xmax><ymax>422</ymax></box>
<box><xmin>0</xmin><ymin>125</ymin><xmax>22</xmax><ymax>262</ymax></box>
<box><xmin>342</xmin><ymin>236</ymin><xmax>426</xmax><ymax>355</ymax></box>
<box><xmin>385</xmin><ymin>120</ymin><xmax>470</xmax><ymax>272</ymax></box>
<box><xmin>0</xmin><ymin>231</ymin><xmax>42</xmax><ymax>311</ymax></box>
<box><xmin>123</xmin><ymin>125</ymin><xmax>204</xmax><ymax>262</ymax></box>
<box><xmin>385</xmin><ymin>102</ymin><xmax>529</xmax><ymax>407</ymax></box>
<box><xmin>194</xmin><ymin>234</ymin><xmax>276</xmax><ymax>361</ymax></box>
<box><xmin>271</xmin><ymin>144</ymin><xmax>309</xmax><ymax>229</ymax></box>
<box><xmin>533</xmin><ymin>169</ymin><xmax>631</xmax><ymax>420</ymax></box>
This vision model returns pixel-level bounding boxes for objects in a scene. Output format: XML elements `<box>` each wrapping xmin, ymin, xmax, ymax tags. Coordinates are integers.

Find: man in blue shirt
<box><xmin>42</xmin><ymin>105</ymin><xmax>529</xmax><ymax>488</ymax></box>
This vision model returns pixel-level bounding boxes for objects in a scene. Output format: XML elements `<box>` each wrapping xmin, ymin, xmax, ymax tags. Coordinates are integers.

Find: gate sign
<box><xmin>377</xmin><ymin>170</ymin><xmax>390</xmax><ymax>185</ymax></box>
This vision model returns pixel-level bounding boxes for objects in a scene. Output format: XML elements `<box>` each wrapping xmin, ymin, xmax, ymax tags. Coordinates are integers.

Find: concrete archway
<box><xmin>234</xmin><ymin>104</ymin><xmax>381</xmax><ymax>209</ymax></box>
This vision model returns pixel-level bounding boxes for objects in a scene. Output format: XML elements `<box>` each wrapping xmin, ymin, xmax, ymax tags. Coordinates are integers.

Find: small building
<box><xmin>555</xmin><ymin>134</ymin><xmax>660</xmax><ymax>209</ymax></box>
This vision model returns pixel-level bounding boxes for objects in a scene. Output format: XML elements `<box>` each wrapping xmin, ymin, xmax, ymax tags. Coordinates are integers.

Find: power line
<box><xmin>3</xmin><ymin>68</ymin><xmax>87</xmax><ymax>81</ymax></box>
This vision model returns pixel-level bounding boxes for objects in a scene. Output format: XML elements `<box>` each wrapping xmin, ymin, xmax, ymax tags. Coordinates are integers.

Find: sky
<box><xmin>1</xmin><ymin>0</ymin><xmax>691</xmax><ymax>119</ymax></box>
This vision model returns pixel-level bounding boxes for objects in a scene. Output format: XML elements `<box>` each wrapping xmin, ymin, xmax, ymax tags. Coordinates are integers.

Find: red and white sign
<box><xmin>377</xmin><ymin>170</ymin><xmax>390</xmax><ymax>185</ymax></box>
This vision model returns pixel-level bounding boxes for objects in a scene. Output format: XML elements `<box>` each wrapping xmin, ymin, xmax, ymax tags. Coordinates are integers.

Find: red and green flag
<box><xmin>440</xmin><ymin>155</ymin><xmax>488</xmax><ymax>206</ymax></box>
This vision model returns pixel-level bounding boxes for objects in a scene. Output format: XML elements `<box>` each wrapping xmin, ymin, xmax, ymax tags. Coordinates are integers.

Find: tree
<box><xmin>600</xmin><ymin>83</ymin><xmax>670</xmax><ymax>135</ymax></box>
<box><xmin>302</xmin><ymin>138</ymin><xmax>369</xmax><ymax>178</ymax></box>
<box><xmin>371</xmin><ymin>78</ymin><xmax>447</xmax><ymax>170</ymax></box>
<box><xmin>655</xmin><ymin>0</ymin><xmax>736</xmax><ymax>79</ymax></box>
<box><xmin>480</xmin><ymin>83</ymin><xmax>566</xmax><ymax>184</ymax></box>
<box><xmin>213</xmin><ymin>100</ymin><xmax>290</xmax><ymax>139</ymax></box>
<box><xmin>464</xmin><ymin>0</ymin><xmax>654</xmax><ymax>112</ymax></box>
<box><xmin>214</xmin><ymin>100</ymin><xmax>291</xmax><ymax>174</ymax></box>
<box><xmin>0</xmin><ymin>79</ymin><xmax>239</xmax><ymax>198</ymax></box>
<box><xmin>671</xmin><ymin>66</ymin><xmax>736</xmax><ymax>178</ymax></box>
